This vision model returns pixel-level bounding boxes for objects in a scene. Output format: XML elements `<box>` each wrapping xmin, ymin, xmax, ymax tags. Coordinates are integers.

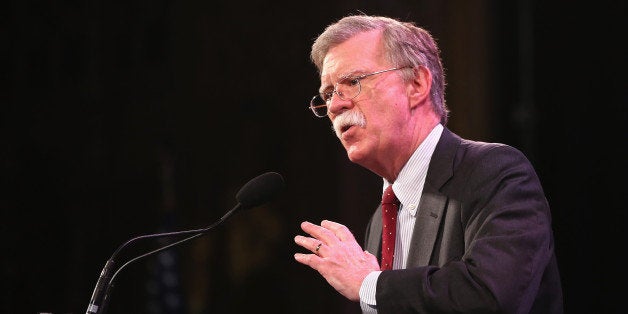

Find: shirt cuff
<box><xmin>359</xmin><ymin>271</ymin><xmax>381</xmax><ymax>313</ymax></box>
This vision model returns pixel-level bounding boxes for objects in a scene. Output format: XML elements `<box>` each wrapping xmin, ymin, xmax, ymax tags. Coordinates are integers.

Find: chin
<box><xmin>345</xmin><ymin>144</ymin><xmax>366</xmax><ymax>163</ymax></box>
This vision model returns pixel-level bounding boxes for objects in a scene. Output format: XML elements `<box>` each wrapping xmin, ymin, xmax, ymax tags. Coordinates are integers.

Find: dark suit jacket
<box><xmin>364</xmin><ymin>128</ymin><xmax>563</xmax><ymax>314</ymax></box>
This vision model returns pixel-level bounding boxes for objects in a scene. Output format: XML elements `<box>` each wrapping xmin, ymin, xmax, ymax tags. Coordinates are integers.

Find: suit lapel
<box><xmin>365</xmin><ymin>206</ymin><xmax>383</xmax><ymax>259</ymax></box>
<box><xmin>407</xmin><ymin>191</ymin><xmax>447</xmax><ymax>266</ymax></box>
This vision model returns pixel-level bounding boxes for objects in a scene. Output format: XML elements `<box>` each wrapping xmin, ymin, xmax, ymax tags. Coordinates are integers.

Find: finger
<box><xmin>294</xmin><ymin>252</ymin><xmax>323</xmax><ymax>267</ymax></box>
<box><xmin>294</xmin><ymin>235</ymin><xmax>324</xmax><ymax>253</ymax></box>
<box><xmin>300</xmin><ymin>221</ymin><xmax>340</xmax><ymax>245</ymax></box>
<box><xmin>321</xmin><ymin>220</ymin><xmax>357</xmax><ymax>242</ymax></box>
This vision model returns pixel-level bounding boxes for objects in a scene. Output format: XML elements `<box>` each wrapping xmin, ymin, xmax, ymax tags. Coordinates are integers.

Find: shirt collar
<box><xmin>383</xmin><ymin>124</ymin><xmax>444</xmax><ymax>209</ymax></box>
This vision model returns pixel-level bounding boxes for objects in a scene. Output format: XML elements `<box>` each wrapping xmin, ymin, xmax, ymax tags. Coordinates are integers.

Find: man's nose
<box><xmin>327</xmin><ymin>91</ymin><xmax>353</xmax><ymax>116</ymax></box>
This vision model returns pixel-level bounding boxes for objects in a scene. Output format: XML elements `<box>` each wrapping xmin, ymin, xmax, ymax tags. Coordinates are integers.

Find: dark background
<box><xmin>2</xmin><ymin>1</ymin><xmax>626</xmax><ymax>313</ymax></box>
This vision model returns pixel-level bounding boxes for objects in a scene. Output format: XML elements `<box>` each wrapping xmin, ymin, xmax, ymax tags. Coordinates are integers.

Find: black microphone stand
<box><xmin>85</xmin><ymin>171</ymin><xmax>284</xmax><ymax>314</ymax></box>
<box><xmin>85</xmin><ymin>204</ymin><xmax>241</xmax><ymax>314</ymax></box>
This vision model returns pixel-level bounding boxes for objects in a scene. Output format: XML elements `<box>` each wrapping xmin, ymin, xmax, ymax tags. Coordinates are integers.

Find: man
<box><xmin>293</xmin><ymin>14</ymin><xmax>563</xmax><ymax>314</ymax></box>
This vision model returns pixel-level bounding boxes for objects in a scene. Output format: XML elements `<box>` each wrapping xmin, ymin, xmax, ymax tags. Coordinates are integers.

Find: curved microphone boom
<box><xmin>85</xmin><ymin>172</ymin><xmax>285</xmax><ymax>314</ymax></box>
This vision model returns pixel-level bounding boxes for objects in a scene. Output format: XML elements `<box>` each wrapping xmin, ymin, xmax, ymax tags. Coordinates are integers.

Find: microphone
<box><xmin>85</xmin><ymin>171</ymin><xmax>285</xmax><ymax>314</ymax></box>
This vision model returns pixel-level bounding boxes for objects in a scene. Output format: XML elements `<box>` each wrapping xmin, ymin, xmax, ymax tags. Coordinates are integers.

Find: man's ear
<box><xmin>408</xmin><ymin>66</ymin><xmax>432</xmax><ymax>109</ymax></box>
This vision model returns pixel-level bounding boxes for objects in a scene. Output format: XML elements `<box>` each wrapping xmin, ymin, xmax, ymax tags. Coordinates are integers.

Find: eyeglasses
<box><xmin>308</xmin><ymin>66</ymin><xmax>411</xmax><ymax>118</ymax></box>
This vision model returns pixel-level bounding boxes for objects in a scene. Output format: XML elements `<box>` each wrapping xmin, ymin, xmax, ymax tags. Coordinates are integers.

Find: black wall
<box><xmin>3</xmin><ymin>1</ymin><xmax>626</xmax><ymax>313</ymax></box>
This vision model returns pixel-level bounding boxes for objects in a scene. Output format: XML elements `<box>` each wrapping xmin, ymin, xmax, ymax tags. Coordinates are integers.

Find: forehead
<box><xmin>320</xmin><ymin>30</ymin><xmax>387</xmax><ymax>84</ymax></box>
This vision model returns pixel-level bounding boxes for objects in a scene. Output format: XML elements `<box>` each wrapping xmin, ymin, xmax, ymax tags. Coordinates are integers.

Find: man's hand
<box><xmin>294</xmin><ymin>220</ymin><xmax>380</xmax><ymax>301</ymax></box>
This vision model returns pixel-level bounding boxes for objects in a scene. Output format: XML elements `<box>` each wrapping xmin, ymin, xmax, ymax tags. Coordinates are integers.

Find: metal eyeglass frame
<box><xmin>308</xmin><ymin>66</ymin><xmax>412</xmax><ymax>118</ymax></box>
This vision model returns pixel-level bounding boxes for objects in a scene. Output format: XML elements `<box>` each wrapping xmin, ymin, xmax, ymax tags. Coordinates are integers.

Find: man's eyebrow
<box><xmin>319</xmin><ymin>69</ymin><xmax>365</xmax><ymax>93</ymax></box>
<box><xmin>318</xmin><ymin>83</ymin><xmax>334</xmax><ymax>94</ymax></box>
<box><xmin>338</xmin><ymin>69</ymin><xmax>364</xmax><ymax>80</ymax></box>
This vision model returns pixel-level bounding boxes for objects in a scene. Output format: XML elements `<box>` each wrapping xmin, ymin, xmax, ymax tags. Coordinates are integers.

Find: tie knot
<box><xmin>382</xmin><ymin>186</ymin><xmax>399</xmax><ymax>205</ymax></box>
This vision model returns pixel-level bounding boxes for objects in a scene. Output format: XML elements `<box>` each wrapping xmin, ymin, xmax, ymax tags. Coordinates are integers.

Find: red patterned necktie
<box><xmin>381</xmin><ymin>185</ymin><xmax>400</xmax><ymax>270</ymax></box>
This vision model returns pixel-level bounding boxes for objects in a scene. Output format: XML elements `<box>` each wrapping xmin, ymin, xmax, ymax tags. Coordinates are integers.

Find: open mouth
<box><xmin>341</xmin><ymin>124</ymin><xmax>353</xmax><ymax>133</ymax></box>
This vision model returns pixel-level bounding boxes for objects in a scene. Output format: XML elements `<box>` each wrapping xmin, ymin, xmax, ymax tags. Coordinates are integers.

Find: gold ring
<box><xmin>315</xmin><ymin>243</ymin><xmax>322</xmax><ymax>253</ymax></box>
